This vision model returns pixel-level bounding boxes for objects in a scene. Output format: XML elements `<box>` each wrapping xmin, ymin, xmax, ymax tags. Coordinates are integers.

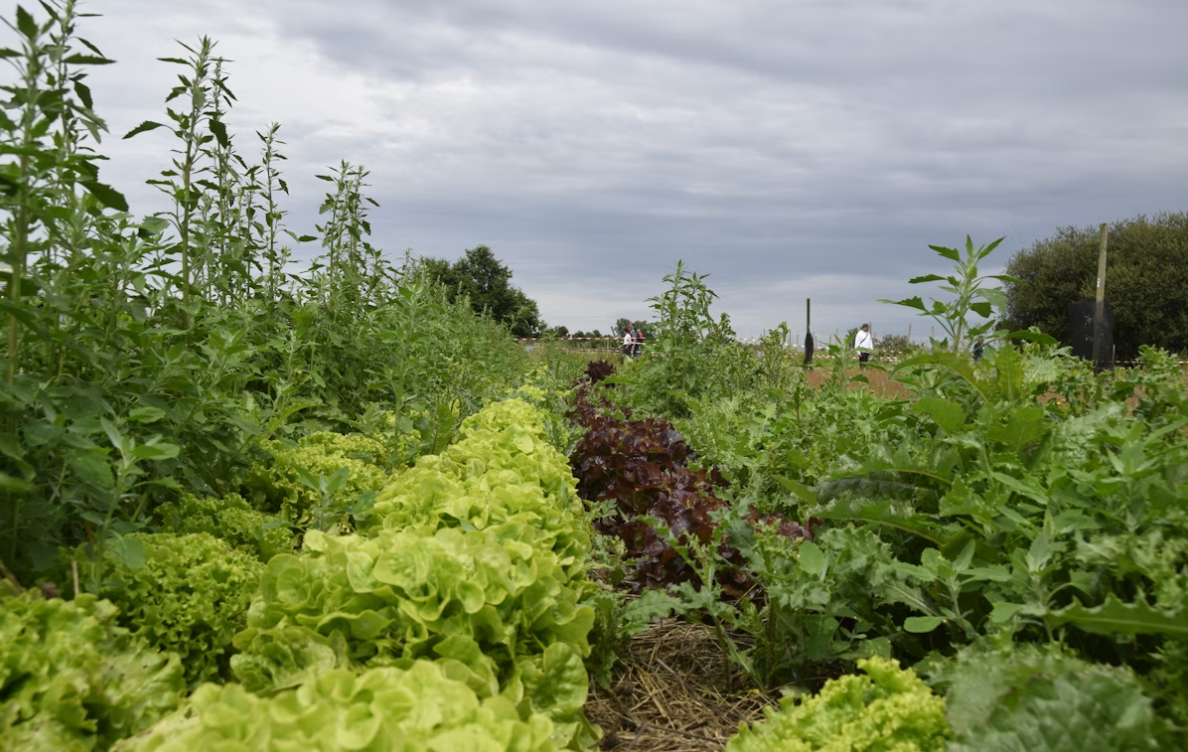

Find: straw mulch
<box><xmin>586</xmin><ymin>619</ymin><xmax>777</xmax><ymax>752</ymax></box>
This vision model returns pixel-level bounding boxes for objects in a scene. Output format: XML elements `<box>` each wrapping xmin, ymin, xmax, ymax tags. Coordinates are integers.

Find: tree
<box><xmin>1003</xmin><ymin>211</ymin><xmax>1188</xmax><ymax>360</ymax></box>
<box><xmin>419</xmin><ymin>245</ymin><xmax>545</xmax><ymax>337</ymax></box>
<box><xmin>613</xmin><ymin>318</ymin><xmax>651</xmax><ymax>337</ymax></box>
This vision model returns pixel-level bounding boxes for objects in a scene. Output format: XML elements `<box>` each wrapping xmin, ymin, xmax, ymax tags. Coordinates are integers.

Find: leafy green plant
<box><xmin>724</xmin><ymin>657</ymin><xmax>950</xmax><ymax>752</ymax></box>
<box><xmin>232</xmin><ymin>398</ymin><xmax>597</xmax><ymax>749</ymax></box>
<box><xmin>0</xmin><ymin>590</ymin><xmax>184</xmax><ymax>752</ymax></box>
<box><xmin>0</xmin><ymin>2</ymin><xmax>530</xmax><ymax>588</ymax></box>
<box><xmin>113</xmin><ymin>661</ymin><xmax>559</xmax><ymax>752</ymax></box>
<box><xmin>153</xmin><ymin>493</ymin><xmax>291</xmax><ymax>562</ymax></box>
<box><xmin>928</xmin><ymin>642</ymin><xmax>1169</xmax><ymax>752</ymax></box>
<box><xmin>79</xmin><ymin>532</ymin><xmax>262</xmax><ymax>685</ymax></box>
<box><xmin>880</xmin><ymin>236</ymin><xmax>1019</xmax><ymax>353</ymax></box>
<box><xmin>243</xmin><ymin>431</ymin><xmax>389</xmax><ymax>528</ymax></box>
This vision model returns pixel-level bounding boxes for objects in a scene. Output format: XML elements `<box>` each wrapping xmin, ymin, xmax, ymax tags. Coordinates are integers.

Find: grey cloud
<box><xmin>45</xmin><ymin>0</ymin><xmax>1188</xmax><ymax>335</ymax></box>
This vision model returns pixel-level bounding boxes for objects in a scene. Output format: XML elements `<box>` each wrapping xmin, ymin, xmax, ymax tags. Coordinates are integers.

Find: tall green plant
<box><xmin>123</xmin><ymin>37</ymin><xmax>227</xmax><ymax>316</ymax></box>
<box><xmin>880</xmin><ymin>236</ymin><xmax>1019</xmax><ymax>353</ymax></box>
<box><xmin>1</xmin><ymin>1</ymin><xmax>121</xmax><ymax>382</ymax></box>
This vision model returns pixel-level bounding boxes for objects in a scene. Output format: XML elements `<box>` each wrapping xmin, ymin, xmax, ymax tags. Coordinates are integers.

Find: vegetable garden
<box><xmin>3</xmin><ymin>4</ymin><xmax>1187</xmax><ymax>751</ymax></box>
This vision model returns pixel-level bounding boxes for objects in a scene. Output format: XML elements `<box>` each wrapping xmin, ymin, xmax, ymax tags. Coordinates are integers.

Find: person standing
<box><xmin>622</xmin><ymin>323</ymin><xmax>635</xmax><ymax>357</ymax></box>
<box><xmin>854</xmin><ymin>323</ymin><xmax>873</xmax><ymax>368</ymax></box>
<box><xmin>633</xmin><ymin>326</ymin><xmax>644</xmax><ymax>356</ymax></box>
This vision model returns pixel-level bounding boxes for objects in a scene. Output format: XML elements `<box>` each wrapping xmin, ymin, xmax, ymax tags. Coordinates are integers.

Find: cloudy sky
<box><xmin>58</xmin><ymin>0</ymin><xmax>1188</xmax><ymax>338</ymax></box>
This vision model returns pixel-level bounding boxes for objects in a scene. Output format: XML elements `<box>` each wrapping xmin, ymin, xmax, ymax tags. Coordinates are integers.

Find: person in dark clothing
<box><xmin>633</xmin><ymin>327</ymin><xmax>644</xmax><ymax>356</ymax></box>
<box><xmin>973</xmin><ymin>338</ymin><xmax>985</xmax><ymax>362</ymax></box>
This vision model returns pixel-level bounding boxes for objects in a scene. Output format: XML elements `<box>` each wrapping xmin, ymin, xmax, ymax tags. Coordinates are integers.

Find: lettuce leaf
<box><xmin>0</xmin><ymin>591</ymin><xmax>183</xmax><ymax>751</ymax></box>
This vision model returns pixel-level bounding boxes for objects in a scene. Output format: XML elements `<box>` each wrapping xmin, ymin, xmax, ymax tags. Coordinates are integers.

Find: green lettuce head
<box><xmin>115</xmin><ymin>661</ymin><xmax>558</xmax><ymax>752</ymax></box>
<box><xmin>726</xmin><ymin>657</ymin><xmax>951</xmax><ymax>752</ymax></box>
<box><xmin>0</xmin><ymin>591</ymin><xmax>183</xmax><ymax>752</ymax></box>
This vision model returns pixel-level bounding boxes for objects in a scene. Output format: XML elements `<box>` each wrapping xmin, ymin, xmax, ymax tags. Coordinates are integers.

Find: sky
<box><xmin>38</xmin><ymin>0</ymin><xmax>1188</xmax><ymax>339</ymax></box>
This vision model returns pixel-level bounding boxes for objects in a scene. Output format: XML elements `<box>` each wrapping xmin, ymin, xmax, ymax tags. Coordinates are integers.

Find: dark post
<box><xmin>804</xmin><ymin>298</ymin><xmax>814</xmax><ymax>365</ymax></box>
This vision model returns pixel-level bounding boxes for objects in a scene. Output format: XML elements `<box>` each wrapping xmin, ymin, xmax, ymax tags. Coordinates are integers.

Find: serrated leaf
<box><xmin>124</xmin><ymin>120</ymin><xmax>165</xmax><ymax>139</ymax></box>
<box><xmin>130</xmin><ymin>441</ymin><xmax>179</xmax><ymax>461</ymax></box>
<box><xmin>16</xmin><ymin>6</ymin><xmax>38</xmax><ymax>39</ymax></box>
<box><xmin>987</xmin><ymin>405</ymin><xmax>1046</xmax><ymax>453</ymax></box>
<box><xmin>1045</xmin><ymin>594</ymin><xmax>1188</xmax><ymax>638</ymax></box>
<box><xmin>208</xmin><ymin>118</ymin><xmax>229</xmax><ymax>148</ymax></box>
<box><xmin>0</xmin><ymin>471</ymin><xmax>32</xmax><ymax>492</ymax></box>
<box><xmin>1004</xmin><ymin>330</ymin><xmax>1059</xmax><ymax>346</ymax></box>
<box><xmin>63</xmin><ymin>54</ymin><xmax>114</xmax><ymax>65</ymax></box>
<box><xmin>138</xmin><ymin>216</ymin><xmax>170</xmax><ymax>236</ymax></box>
<box><xmin>969</xmin><ymin>301</ymin><xmax>993</xmax><ymax>318</ymax></box>
<box><xmin>73</xmin><ymin>79</ymin><xmax>94</xmax><ymax>109</ymax></box>
<box><xmin>908</xmin><ymin>274</ymin><xmax>946</xmax><ymax>284</ymax></box>
<box><xmin>928</xmin><ymin>244</ymin><xmax>961</xmax><ymax>262</ymax></box>
<box><xmin>878</xmin><ymin>295</ymin><xmax>927</xmax><ymax>312</ymax></box>
<box><xmin>82</xmin><ymin>180</ymin><xmax>128</xmax><ymax>211</ymax></box>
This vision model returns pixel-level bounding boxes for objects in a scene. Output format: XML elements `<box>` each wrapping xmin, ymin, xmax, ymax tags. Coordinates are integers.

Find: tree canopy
<box><xmin>419</xmin><ymin>246</ymin><xmax>545</xmax><ymax>337</ymax></box>
<box><xmin>1002</xmin><ymin>211</ymin><xmax>1188</xmax><ymax>360</ymax></box>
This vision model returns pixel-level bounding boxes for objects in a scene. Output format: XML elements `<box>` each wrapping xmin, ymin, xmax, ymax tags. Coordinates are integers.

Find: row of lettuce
<box><xmin>1</xmin><ymin>393</ymin><xmax>599</xmax><ymax>751</ymax></box>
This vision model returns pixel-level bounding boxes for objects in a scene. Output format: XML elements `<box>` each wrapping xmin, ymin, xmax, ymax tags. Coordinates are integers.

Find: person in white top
<box><xmin>622</xmin><ymin>324</ymin><xmax>635</xmax><ymax>357</ymax></box>
<box><xmin>854</xmin><ymin>323</ymin><xmax>873</xmax><ymax>368</ymax></box>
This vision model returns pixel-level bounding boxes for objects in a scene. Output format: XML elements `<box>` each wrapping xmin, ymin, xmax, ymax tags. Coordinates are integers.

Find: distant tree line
<box><xmin>418</xmin><ymin>246</ymin><xmax>545</xmax><ymax>337</ymax></box>
<box><xmin>1003</xmin><ymin>210</ymin><xmax>1188</xmax><ymax>360</ymax></box>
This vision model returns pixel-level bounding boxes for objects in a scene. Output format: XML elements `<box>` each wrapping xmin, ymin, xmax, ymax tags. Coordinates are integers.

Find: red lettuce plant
<box><xmin>568</xmin><ymin>385</ymin><xmax>811</xmax><ymax>595</ymax></box>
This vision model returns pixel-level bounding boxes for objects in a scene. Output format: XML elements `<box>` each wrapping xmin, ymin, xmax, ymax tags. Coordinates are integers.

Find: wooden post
<box><xmin>906</xmin><ymin>324</ymin><xmax>912</xmax><ymax>348</ymax></box>
<box><xmin>1092</xmin><ymin>223</ymin><xmax>1109</xmax><ymax>371</ymax></box>
<box><xmin>804</xmin><ymin>299</ymin><xmax>813</xmax><ymax>365</ymax></box>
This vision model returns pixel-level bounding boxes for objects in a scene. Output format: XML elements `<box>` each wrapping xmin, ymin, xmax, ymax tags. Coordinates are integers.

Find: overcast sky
<box><xmin>51</xmin><ymin>0</ymin><xmax>1188</xmax><ymax>338</ymax></box>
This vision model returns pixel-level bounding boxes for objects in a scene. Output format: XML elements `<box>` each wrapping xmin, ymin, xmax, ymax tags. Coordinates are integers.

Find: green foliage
<box><xmin>0</xmin><ymin>2</ymin><xmax>529</xmax><ymax>587</ymax></box>
<box><xmin>113</xmin><ymin>661</ymin><xmax>558</xmax><ymax>752</ymax></box>
<box><xmin>658</xmin><ymin>314</ymin><xmax>1188</xmax><ymax>736</ymax></box>
<box><xmin>1003</xmin><ymin>211</ymin><xmax>1188</xmax><ymax>360</ymax></box>
<box><xmin>880</xmin><ymin>236</ymin><xmax>1018</xmax><ymax>353</ymax></box>
<box><xmin>0</xmin><ymin>591</ymin><xmax>184</xmax><ymax>752</ymax></box>
<box><xmin>622</xmin><ymin>262</ymin><xmax>761</xmax><ymax>418</ymax></box>
<box><xmin>81</xmin><ymin>532</ymin><xmax>262</xmax><ymax>686</ymax></box>
<box><xmin>153</xmin><ymin>493</ymin><xmax>291</xmax><ymax>562</ymax></box>
<box><xmin>231</xmin><ymin>398</ymin><xmax>597</xmax><ymax>749</ymax></box>
<box><xmin>245</xmin><ymin>432</ymin><xmax>389</xmax><ymax>531</ymax></box>
<box><xmin>364</xmin><ymin>399</ymin><xmax>590</xmax><ymax>584</ymax></box>
<box><xmin>923</xmin><ymin>640</ymin><xmax>1170</xmax><ymax>749</ymax></box>
<box><xmin>420</xmin><ymin>245</ymin><xmax>546</xmax><ymax>337</ymax></box>
<box><xmin>931</xmin><ymin>644</ymin><xmax>1167</xmax><ymax>751</ymax></box>
<box><xmin>724</xmin><ymin>657</ymin><xmax>950</xmax><ymax>752</ymax></box>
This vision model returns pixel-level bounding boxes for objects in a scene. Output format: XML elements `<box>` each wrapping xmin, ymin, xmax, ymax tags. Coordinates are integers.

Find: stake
<box><xmin>804</xmin><ymin>298</ymin><xmax>813</xmax><ymax>365</ymax></box>
<box><xmin>1092</xmin><ymin>223</ymin><xmax>1109</xmax><ymax>372</ymax></box>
